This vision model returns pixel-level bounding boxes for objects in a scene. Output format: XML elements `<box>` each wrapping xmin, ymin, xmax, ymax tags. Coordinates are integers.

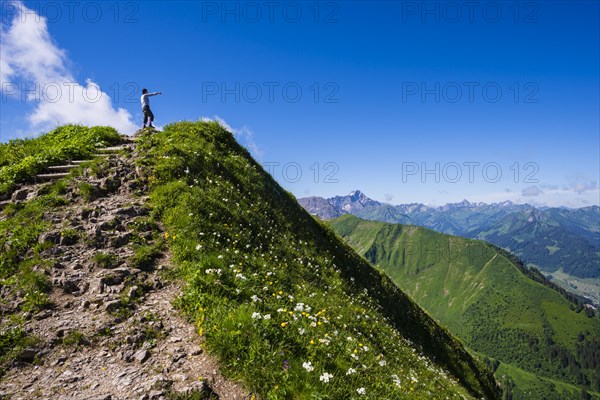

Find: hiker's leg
<box><xmin>147</xmin><ymin>108</ymin><xmax>155</xmax><ymax>126</ymax></box>
<box><xmin>143</xmin><ymin>106</ymin><xmax>149</xmax><ymax>126</ymax></box>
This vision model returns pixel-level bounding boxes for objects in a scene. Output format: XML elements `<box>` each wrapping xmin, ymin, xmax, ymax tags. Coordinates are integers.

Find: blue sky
<box><xmin>1</xmin><ymin>0</ymin><xmax>598</xmax><ymax>207</ymax></box>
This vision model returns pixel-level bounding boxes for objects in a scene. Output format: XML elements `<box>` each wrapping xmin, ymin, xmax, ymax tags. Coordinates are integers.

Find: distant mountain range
<box><xmin>298</xmin><ymin>190</ymin><xmax>600</xmax><ymax>279</ymax></box>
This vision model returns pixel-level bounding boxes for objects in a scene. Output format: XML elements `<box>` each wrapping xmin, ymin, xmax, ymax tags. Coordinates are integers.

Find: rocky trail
<box><xmin>0</xmin><ymin>135</ymin><xmax>250</xmax><ymax>399</ymax></box>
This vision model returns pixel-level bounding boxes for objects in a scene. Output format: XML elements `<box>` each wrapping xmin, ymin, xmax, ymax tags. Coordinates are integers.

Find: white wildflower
<box><xmin>319</xmin><ymin>372</ymin><xmax>333</xmax><ymax>383</ymax></box>
<box><xmin>302</xmin><ymin>361</ymin><xmax>314</xmax><ymax>372</ymax></box>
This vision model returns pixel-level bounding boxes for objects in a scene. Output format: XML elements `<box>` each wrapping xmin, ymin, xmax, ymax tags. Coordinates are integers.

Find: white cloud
<box><xmin>465</xmin><ymin>187</ymin><xmax>599</xmax><ymax>208</ymax></box>
<box><xmin>521</xmin><ymin>185</ymin><xmax>543</xmax><ymax>196</ymax></box>
<box><xmin>0</xmin><ymin>50</ymin><xmax>15</xmax><ymax>86</ymax></box>
<box><xmin>202</xmin><ymin>115</ymin><xmax>263</xmax><ymax>159</ymax></box>
<box><xmin>564</xmin><ymin>176</ymin><xmax>598</xmax><ymax>194</ymax></box>
<box><xmin>0</xmin><ymin>1</ymin><xmax>137</xmax><ymax>135</ymax></box>
<box><xmin>0</xmin><ymin>1</ymin><xmax>66</xmax><ymax>83</ymax></box>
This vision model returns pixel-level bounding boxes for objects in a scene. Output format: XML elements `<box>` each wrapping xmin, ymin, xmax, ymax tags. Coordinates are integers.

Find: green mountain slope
<box><xmin>330</xmin><ymin>215</ymin><xmax>600</xmax><ymax>400</ymax></box>
<box><xmin>134</xmin><ymin>121</ymin><xmax>500</xmax><ymax>399</ymax></box>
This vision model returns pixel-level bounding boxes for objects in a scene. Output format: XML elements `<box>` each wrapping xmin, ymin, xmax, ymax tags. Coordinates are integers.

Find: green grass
<box><xmin>129</xmin><ymin>241</ymin><xmax>164</xmax><ymax>271</ymax></box>
<box><xmin>62</xmin><ymin>330</ymin><xmax>89</xmax><ymax>348</ymax></box>
<box><xmin>0</xmin><ymin>124</ymin><xmax>121</xmax><ymax>197</ymax></box>
<box><xmin>495</xmin><ymin>362</ymin><xmax>600</xmax><ymax>400</ymax></box>
<box><xmin>0</xmin><ymin>177</ymin><xmax>77</xmax><ymax>374</ymax></box>
<box><xmin>60</xmin><ymin>228</ymin><xmax>79</xmax><ymax>243</ymax></box>
<box><xmin>0</xmin><ymin>192</ymin><xmax>65</xmax><ymax>312</ymax></box>
<box><xmin>168</xmin><ymin>388</ymin><xmax>219</xmax><ymax>400</ymax></box>
<box><xmin>136</xmin><ymin>121</ymin><xmax>499</xmax><ymax>399</ymax></box>
<box><xmin>77</xmin><ymin>182</ymin><xmax>97</xmax><ymax>202</ymax></box>
<box><xmin>93</xmin><ymin>252</ymin><xmax>119</xmax><ymax>269</ymax></box>
<box><xmin>329</xmin><ymin>215</ymin><xmax>600</xmax><ymax>399</ymax></box>
<box><xmin>0</xmin><ymin>325</ymin><xmax>39</xmax><ymax>377</ymax></box>
<box><xmin>129</xmin><ymin>216</ymin><xmax>160</xmax><ymax>234</ymax></box>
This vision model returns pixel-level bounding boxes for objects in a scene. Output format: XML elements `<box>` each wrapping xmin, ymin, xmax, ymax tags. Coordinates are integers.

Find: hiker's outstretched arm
<box><xmin>150</xmin><ymin>92</ymin><xmax>162</xmax><ymax>96</ymax></box>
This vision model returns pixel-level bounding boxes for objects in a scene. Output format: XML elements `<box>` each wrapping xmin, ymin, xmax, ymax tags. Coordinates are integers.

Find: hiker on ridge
<box><xmin>141</xmin><ymin>88</ymin><xmax>162</xmax><ymax>129</ymax></box>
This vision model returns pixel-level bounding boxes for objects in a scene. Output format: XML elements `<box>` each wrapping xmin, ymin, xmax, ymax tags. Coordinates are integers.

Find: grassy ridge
<box><xmin>136</xmin><ymin>121</ymin><xmax>499</xmax><ymax>399</ymax></box>
<box><xmin>330</xmin><ymin>214</ymin><xmax>600</xmax><ymax>399</ymax></box>
<box><xmin>0</xmin><ymin>125</ymin><xmax>121</xmax><ymax>196</ymax></box>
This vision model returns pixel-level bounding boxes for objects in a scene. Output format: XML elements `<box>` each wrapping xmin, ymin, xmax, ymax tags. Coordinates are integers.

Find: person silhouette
<box><xmin>141</xmin><ymin>88</ymin><xmax>162</xmax><ymax>128</ymax></box>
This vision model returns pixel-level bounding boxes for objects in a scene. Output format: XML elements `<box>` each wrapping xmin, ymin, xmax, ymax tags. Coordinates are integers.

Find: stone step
<box><xmin>36</xmin><ymin>173</ymin><xmax>70</xmax><ymax>181</ymax></box>
<box><xmin>47</xmin><ymin>165</ymin><xmax>79</xmax><ymax>172</ymax></box>
<box><xmin>70</xmin><ymin>160</ymin><xmax>94</xmax><ymax>165</ymax></box>
<box><xmin>97</xmin><ymin>146</ymin><xmax>126</xmax><ymax>153</ymax></box>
